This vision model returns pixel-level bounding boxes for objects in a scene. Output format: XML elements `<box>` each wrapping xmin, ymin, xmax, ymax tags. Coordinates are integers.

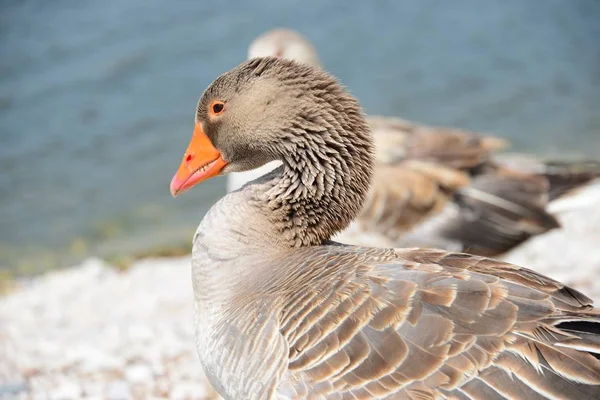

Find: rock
<box><xmin>125</xmin><ymin>363</ymin><xmax>153</xmax><ymax>384</ymax></box>
<box><xmin>0</xmin><ymin>382</ymin><xmax>28</xmax><ymax>399</ymax></box>
<box><xmin>47</xmin><ymin>381</ymin><xmax>82</xmax><ymax>399</ymax></box>
<box><xmin>105</xmin><ymin>380</ymin><xmax>131</xmax><ymax>400</ymax></box>
<box><xmin>81</xmin><ymin>381</ymin><xmax>105</xmax><ymax>398</ymax></box>
<box><xmin>126</xmin><ymin>324</ymin><xmax>154</xmax><ymax>342</ymax></box>
<box><xmin>170</xmin><ymin>380</ymin><xmax>212</xmax><ymax>399</ymax></box>
<box><xmin>79</xmin><ymin>348</ymin><xmax>124</xmax><ymax>374</ymax></box>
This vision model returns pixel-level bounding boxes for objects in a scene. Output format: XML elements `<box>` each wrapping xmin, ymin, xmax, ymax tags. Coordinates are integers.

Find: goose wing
<box><xmin>273</xmin><ymin>246</ymin><xmax>600</xmax><ymax>399</ymax></box>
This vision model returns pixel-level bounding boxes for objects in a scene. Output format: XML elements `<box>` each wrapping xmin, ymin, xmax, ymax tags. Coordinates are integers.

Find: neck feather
<box><xmin>251</xmin><ymin>106</ymin><xmax>374</xmax><ymax>247</ymax></box>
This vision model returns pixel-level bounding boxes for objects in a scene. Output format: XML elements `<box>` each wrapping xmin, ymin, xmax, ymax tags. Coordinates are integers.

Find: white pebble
<box><xmin>105</xmin><ymin>380</ymin><xmax>132</xmax><ymax>400</ymax></box>
<box><xmin>125</xmin><ymin>363</ymin><xmax>153</xmax><ymax>384</ymax></box>
<box><xmin>47</xmin><ymin>381</ymin><xmax>81</xmax><ymax>399</ymax></box>
<box><xmin>79</xmin><ymin>348</ymin><xmax>123</xmax><ymax>373</ymax></box>
<box><xmin>170</xmin><ymin>381</ymin><xmax>211</xmax><ymax>399</ymax></box>
<box><xmin>127</xmin><ymin>324</ymin><xmax>154</xmax><ymax>342</ymax></box>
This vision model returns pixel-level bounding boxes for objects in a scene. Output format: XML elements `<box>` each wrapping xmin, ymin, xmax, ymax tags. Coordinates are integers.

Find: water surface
<box><xmin>1</xmin><ymin>0</ymin><xmax>599</xmax><ymax>272</ymax></box>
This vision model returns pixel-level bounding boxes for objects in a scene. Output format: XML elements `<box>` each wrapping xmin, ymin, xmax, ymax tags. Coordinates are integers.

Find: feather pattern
<box><xmin>196</xmin><ymin>245</ymin><xmax>600</xmax><ymax>399</ymax></box>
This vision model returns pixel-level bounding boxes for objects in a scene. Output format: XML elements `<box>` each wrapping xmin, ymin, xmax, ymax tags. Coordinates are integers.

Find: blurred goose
<box><xmin>170</xmin><ymin>57</ymin><xmax>600</xmax><ymax>399</ymax></box>
<box><xmin>346</xmin><ymin>116</ymin><xmax>600</xmax><ymax>255</ymax></box>
<box><xmin>231</xmin><ymin>29</ymin><xmax>600</xmax><ymax>256</ymax></box>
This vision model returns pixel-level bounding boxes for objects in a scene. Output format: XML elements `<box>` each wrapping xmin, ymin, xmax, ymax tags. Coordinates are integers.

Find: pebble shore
<box><xmin>1</xmin><ymin>257</ymin><xmax>219</xmax><ymax>400</ymax></box>
<box><xmin>2</xmin><ymin>183</ymin><xmax>599</xmax><ymax>399</ymax></box>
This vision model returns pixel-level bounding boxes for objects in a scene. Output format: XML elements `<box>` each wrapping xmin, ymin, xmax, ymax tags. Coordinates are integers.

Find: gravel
<box><xmin>1</xmin><ymin>257</ymin><xmax>219</xmax><ymax>399</ymax></box>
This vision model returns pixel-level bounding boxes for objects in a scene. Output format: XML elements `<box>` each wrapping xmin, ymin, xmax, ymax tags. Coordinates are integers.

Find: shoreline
<box><xmin>1</xmin><ymin>257</ymin><xmax>219</xmax><ymax>399</ymax></box>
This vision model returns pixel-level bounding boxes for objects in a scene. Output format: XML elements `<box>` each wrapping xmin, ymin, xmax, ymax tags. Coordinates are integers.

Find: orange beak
<box><xmin>170</xmin><ymin>122</ymin><xmax>228</xmax><ymax>197</ymax></box>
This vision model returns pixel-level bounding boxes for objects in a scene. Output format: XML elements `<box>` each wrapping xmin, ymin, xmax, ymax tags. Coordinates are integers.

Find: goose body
<box><xmin>170</xmin><ymin>58</ymin><xmax>600</xmax><ymax>399</ymax></box>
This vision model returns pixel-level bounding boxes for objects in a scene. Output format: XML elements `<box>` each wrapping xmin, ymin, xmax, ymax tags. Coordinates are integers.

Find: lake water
<box><xmin>1</xmin><ymin>0</ymin><xmax>599</xmax><ymax>273</ymax></box>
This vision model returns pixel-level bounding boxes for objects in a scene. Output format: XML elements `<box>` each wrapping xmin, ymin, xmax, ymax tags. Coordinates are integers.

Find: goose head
<box><xmin>223</xmin><ymin>29</ymin><xmax>322</xmax><ymax>193</ymax></box>
<box><xmin>170</xmin><ymin>57</ymin><xmax>373</xmax><ymax>245</ymax></box>
<box><xmin>248</xmin><ymin>29</ymin><xmax>321</xmax><ymax>68</ymax></box>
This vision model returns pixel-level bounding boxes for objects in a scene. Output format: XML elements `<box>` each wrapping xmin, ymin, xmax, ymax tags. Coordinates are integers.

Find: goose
<box><xmin>169</xmin><ymin>57</ymin><xmax>600</xmax><ymax>399</ymax></box>
<box><xmin>232</xmin><ymin>29</ymin><xmax>600</xmax><ymax>256</ymax></box>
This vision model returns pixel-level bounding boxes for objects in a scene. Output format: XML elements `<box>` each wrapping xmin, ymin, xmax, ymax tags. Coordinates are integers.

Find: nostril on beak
<box><xmin>185</xmin><ymin>153</ymin><xmax>194</xmax><ymax>163</ymax></box>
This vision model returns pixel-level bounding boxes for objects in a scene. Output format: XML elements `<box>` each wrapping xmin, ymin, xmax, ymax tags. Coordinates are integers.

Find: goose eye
<box><xmin>210</xmin><ymin>101</ymin><xmax>225</xmax><ymax>116</ymax></box>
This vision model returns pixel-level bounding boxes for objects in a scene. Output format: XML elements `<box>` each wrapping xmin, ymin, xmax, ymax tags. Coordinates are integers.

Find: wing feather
<box><xmin>272</xmin><ymin>246</ymin><xmax>600</xmax><ymax>398</ymax></box>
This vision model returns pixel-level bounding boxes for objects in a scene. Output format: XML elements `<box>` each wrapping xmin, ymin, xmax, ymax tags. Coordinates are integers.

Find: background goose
<box><xmin>232</xmin><ymin>28</ymin><xmax>600</xmax><ymax>257</ymax></box>
<box><xmin>170</xmin><ymin>57</ymin><xmax>600</xmax><ymax>399</ymax></box>
<box><xmin>353</xmin><ymin>116</ymin><xmax>600</xmax><ymax>255</ymax></box>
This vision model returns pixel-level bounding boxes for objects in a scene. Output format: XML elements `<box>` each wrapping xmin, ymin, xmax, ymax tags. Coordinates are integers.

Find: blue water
<box><xmin>1</xmin><ymin>0</ymin><xmax>599</xmax><ymax>272</ymax></box>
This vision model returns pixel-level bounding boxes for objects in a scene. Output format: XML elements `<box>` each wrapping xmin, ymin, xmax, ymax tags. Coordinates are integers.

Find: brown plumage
<box><xmin>367</xmin><ymin>115</ymin><xmax>508</xmax><ymax>169</ymax></box>
<box><xmin>169</xmin><ymin>57</ymin><xmax>600</xmax><ymax>399</ymax></box>
<box><xmin>357</xmin><ymin>160</ymin><xmax>561</xmax><ymax>257</ymax></box>
<box><xmin>351</xmin><ymin>117</ymin><xmax>566</xmax><ymax>256</ymax></box>
<box><xmin>485</xmin><ymin>153</ymin><xmax>600</xmax><ymax>202</ymax></box>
